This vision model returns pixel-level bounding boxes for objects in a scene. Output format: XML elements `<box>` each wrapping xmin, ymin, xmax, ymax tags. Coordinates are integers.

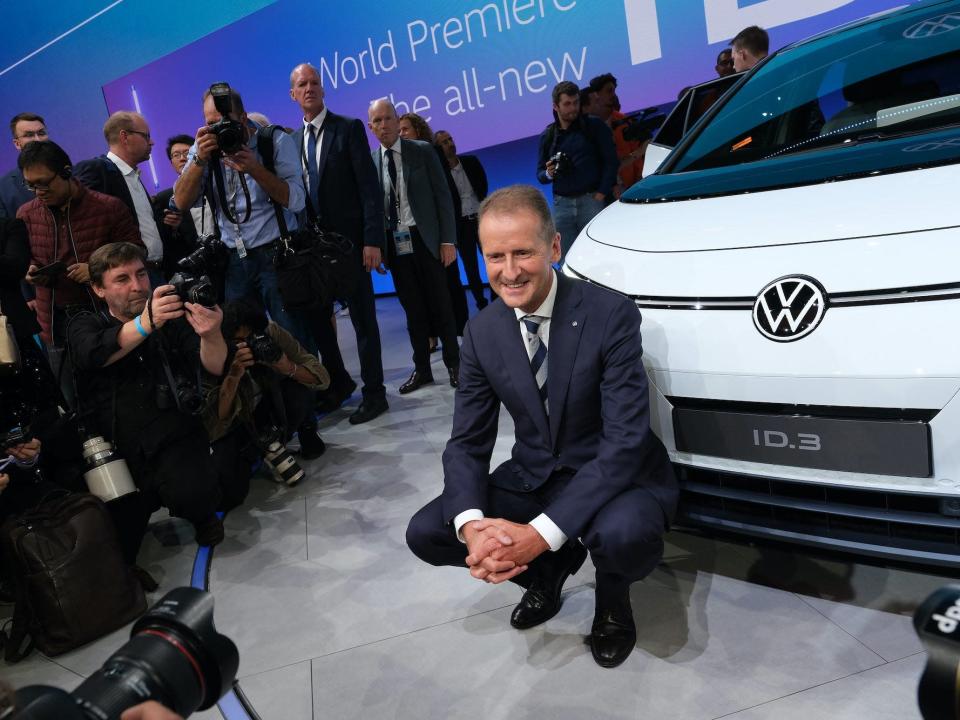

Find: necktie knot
<box><xmin>522</xmin><ymin>315</ymin><xmax>544</xmax><ymax>336</ymax></box>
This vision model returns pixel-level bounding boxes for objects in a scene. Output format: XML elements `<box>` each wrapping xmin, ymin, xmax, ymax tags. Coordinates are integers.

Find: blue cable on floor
<box><xmin>192</xmin><ymin>512</ymin><xmax>262</xmax><ymax>720</ymax></box>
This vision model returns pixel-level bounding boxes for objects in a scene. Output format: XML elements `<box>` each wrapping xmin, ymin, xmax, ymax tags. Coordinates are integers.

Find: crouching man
<box><xmin>68</xmin><ymin>242</ymin><xmax>228</xmax><ymax>553</ymax></box>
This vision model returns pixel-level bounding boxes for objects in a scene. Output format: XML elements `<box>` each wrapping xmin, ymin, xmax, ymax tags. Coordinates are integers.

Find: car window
<box><xmin>654</xmin><ymin>92</ymin><xmax>692</xmax><ymax>148</ymax></box>
<box><xmin>668</xmin><ymin>5</ymin><xmax>960</xmax><ymax>176</ymax></box>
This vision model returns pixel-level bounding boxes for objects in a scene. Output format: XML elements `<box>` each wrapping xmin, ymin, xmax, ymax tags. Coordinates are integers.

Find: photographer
<box><xmin>173</xmin><ymin>84</ymin><xmax>308</xmax><ymax>344</ymax></box>
<box><xmin>205</xmin><ymin>300</ymin><xmax>329</xmax><ymax>495</ymax></box>
<box><xmin>67</xmin><ymin>242</ymin><xmax>227</xmax><ymax>550</ymax></box>
<box><xmin>536</xmin><ymin>81</ymin><xmax>618</xmax><ymax>259</ymax></box>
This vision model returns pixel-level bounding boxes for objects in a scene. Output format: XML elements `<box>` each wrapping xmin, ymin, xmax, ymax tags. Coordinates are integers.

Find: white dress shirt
<box><xmin>301</xmin><ymin>107</ymin><xmax>328</xmax><ymax>196</ymax></box>
<box><xmin>453</xmin><ymin>270</ymin><xmax>568</xmax><ymax>552</ymax></box>
<box><xmin>106</xmin><ymin>151</ymin><xmax>163</xmax><ymax>262</ymax></box>
<box><xmin>450</xmin><ymin>161</ymin><xmax>481</xmax><ymax>217</ymax></box>
<box><xmin>380</xmin><ymin>139</ymin><xmax>415</xmax><ymax>229</ymax></box>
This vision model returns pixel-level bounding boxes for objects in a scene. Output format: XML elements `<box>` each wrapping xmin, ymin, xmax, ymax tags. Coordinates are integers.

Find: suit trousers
<box><xmin>406</xmin><ymin>473</ymin><xmax>667</xmax><ymax>586</ymax></box>
<box><xmin>388</xmin><ymin>227</ymin><xmax>459</xmax><ymax>372</ymax></box>
<box><xmin>300</xmin><ymin>247</ymin><xmax>386</xmax><ymax>402</ymax></box>
<box><xmin>458</xmin><ymin>216</ymin><xmax>489</xmax><ymax>308</ymax></box>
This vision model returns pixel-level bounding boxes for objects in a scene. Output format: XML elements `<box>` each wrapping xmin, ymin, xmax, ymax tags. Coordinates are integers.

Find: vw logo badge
<box><xmin>753</xmin><ymin>276</ymin><xmax>827</xmax><ymax>342</ymax></box>
<box><xmin>904</xmin><ymin>13</ymin><xmax>960</xmax><ymax>40</ymax></box>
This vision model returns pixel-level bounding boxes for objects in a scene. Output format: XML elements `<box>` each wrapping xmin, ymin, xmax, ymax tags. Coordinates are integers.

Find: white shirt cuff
<box><xmin>453</xmin><ymin>509</ymin><xmax>484</xmax><ymax>543</ymax></box>
<box><xmin>529</xmin><ymin>513</ymin><xmax>568</xmax><ymax>551</ymax></box>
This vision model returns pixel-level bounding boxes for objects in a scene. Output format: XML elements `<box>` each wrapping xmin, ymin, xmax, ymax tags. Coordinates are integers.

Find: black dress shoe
<box><xmin>194</xmin><ymin>515</ymin><xmax>224</xmax><ymax>547</ymax></box>
<box><xmin>589</xmin><ymin>602</ymin><xmax>636</xmax><ymax>668</ymax></box>
<box><xmin>399</xmin><ymin>369</ymin><xmax>434</xmax><ymax>394</ymax></box>
<box><xmin>348</xmin><ymin>398</ymin><xmax>389</xmax><ymax>425</ymax></box>
<box><xmin>448</xmin><ymin>366</ymin><xmax>460</xmax><ymax>388</ymax></box>
<box><xmin>297</xmin><ymin>425</ymin><xmax>327</xmax><ymax>459</ymax></box>
<box><xmin>316</xmin><ymin>378</ymin><xmax>358</xmax><ymax>413</ymax></box>
<box><xmin>510</xmin><ymin>542</ymin><xmax>588</xmax><ymax>629</ymax></box>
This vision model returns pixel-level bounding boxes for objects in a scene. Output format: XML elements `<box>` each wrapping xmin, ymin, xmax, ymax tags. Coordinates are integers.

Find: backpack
<box><xmin>0</xmin><ymin>491</ymin><xmax>145</xmax><ymax>660</ymax></box>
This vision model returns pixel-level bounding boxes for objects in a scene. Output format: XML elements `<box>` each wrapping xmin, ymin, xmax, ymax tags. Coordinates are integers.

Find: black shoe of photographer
<box><xmin>194</xmin><ymin>515</ymin><xmax>224</xmax><ymax>548</ymax></box>
<box><xmin>316</xmin><ymin>378</ymin><xmax>358</xmax><ymax>413</ymax></box>
<box><xmin>510</xmin><ymin>542</ymin><xmax>588</xmax><ymax>630</ymax></box>
<box><xmin>132</xmin><ymin>565</ymin><xmax>159</xmax><ymax>593</ymax></box>
<box><xmin>297</xmin><ymin>424</ymin><xmax>327</xmax><ymax>460</ymax></box>
<box><xmin>589</xmin><ymin>581</ymin><xmax>636</xmax><ymax>668</ymax></box>
<box><xmin>349</xmin><ymin>397</ymin><xmax>389</xmax><ymax>425</ymax></box>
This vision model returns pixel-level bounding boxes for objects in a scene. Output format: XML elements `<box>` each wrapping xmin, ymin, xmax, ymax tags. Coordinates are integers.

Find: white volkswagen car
<box><xmin>565</xmin><ymin>0</ymin><xmax>960</xmax><ymax>566</ymax></box>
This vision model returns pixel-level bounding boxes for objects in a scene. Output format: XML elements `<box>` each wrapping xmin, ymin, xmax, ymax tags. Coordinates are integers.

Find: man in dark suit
<box><xmin>152</xmin><ymin>135</ymin><xmax>200</xmax><ymax>281</ymax></box>
<box><xmin>288</xmin><ymin>63</ymin><xmax>388</xmax><ymax>424</ymax></box>
<box><xmin>406</xmin><ymin>185</ymin><xmax>677</xmax><ymax>668</ymax></box>
<box><xmin>434</xmin><ymin>130</ymin><xmax>491</xmax><ymax>310</ymax></box>
<box><xmin>75</xmin><ymin>112</ymin><xmax>166</xmax><ymax>287</ymax></box>
<box><xmin>0</xmin><ymin>113</ymin><xmax>49</xmax><ymax>219</ymax></box>
<box><xmin>368</xmin><ymin>99</ymin><xmax>459</xmax><ymax>394</ymax></box>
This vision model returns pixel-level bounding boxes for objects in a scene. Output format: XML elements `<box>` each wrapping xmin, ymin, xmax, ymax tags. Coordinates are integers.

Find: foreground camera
<box><xmin>207</xmin><ymin>82</ymin><xmax>245</xmax><ymax>156</ymax></box>
<box><xmin>10</xmin><ymin>587</ymin><xmax>238</xmax><ymax>719</ymax></box>
<box><xmin>915</xmin><ymin>584</ymin><xmax>960</xmax><ymax>719</ymax></box>
<box><xmin>168</xmin><ymin>272</ymin><xmax>217</xmax><ymax>308</ymax></box>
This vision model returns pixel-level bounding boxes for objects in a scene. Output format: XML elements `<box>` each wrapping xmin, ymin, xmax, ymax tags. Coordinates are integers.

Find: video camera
<box><xmin>8</xmin><ymin>587</ymin><xmax>238</xmax><ymax>719</ymax></box>
<box><xmin>206</xmin><ymin>82</ymin><xmax>246</xmax><ymax>156</ymax></box>
<box><xmin>613</xmin><ymin>106</ymin><xmax>668</xmax><ymax>144</ymax></box>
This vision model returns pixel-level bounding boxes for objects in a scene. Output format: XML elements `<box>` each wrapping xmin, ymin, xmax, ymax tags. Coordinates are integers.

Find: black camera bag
<box><xmin>0</xmin><ymin>491</ymin><xmax>145</xmax><ymax>660</ymax></box>
<box><xmin>256</xmin><ymin>125</ymin><xmax>357</xmax><ymax>309</ymax></box>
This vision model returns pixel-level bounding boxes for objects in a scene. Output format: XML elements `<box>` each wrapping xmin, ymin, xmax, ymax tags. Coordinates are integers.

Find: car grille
<box><xmin>676</xmin><ymin>465</ymin><xmax>960</xmax><ymax>568</ymax></box>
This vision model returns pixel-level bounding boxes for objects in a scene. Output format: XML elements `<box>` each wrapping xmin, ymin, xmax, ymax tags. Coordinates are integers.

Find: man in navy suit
<box><xmin>288</xmin><ymin>64</ymin><xmax>388</xmax><ymax>424</ymax></box>
<box><xmin>406</xmin><ymin>185</ymin><xmax>677</xmax><ymax>667</ymax></box>
<box><xmin>0</xmin><ymin>113</ymin><xmax>48</xmax><ymax>219</ymax></box>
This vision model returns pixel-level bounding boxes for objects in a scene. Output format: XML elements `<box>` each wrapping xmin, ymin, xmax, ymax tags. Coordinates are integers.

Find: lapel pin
<box><xmin>572</xmin><ymin>321</ymin><xmax>578</xmax><ymax>327</ymax></box>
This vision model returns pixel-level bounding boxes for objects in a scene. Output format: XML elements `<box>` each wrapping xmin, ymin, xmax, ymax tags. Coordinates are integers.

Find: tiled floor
<box><xmin>4</xmin><ymin>296</ymin><xmax>954</xmax><ymax>719</ymax></box>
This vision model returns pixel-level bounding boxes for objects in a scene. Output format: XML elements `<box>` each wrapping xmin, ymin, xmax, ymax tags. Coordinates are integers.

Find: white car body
<box><xmin>565</xmin><ymin>0</ymin><xmax>960</xmax><ymax>566</ymax></box>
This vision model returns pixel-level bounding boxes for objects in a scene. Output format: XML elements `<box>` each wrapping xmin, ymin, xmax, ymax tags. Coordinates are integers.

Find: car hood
<box><xmin>589</xmin><ymin>161</ymin><xmax>960</xmax><ymax>253</ymax></box>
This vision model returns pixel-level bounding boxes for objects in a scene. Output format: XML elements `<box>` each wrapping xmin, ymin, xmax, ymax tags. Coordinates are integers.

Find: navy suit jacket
<box><xmin>440</xmin><ymin>273</ymin><xmax>677</xmax><ymax>539</ymax></box>
<box><xmin>372</xmin><ymin>138</ymin><xmax>457</xmax><ymax>259</ymax></box>
<box><xmin>293</xmin><ymin>112</ymin><xmax>385</xmax><ymax>251</ymax></box>
<box><xmin>0</xmin><ymin>168</ymin><xmax>33</xmax><ymax>219</ymax></box>
<box><xmin>74</xmin><ymin>155</ymin><xmax>136</xmax><ymax>216</ymax></box>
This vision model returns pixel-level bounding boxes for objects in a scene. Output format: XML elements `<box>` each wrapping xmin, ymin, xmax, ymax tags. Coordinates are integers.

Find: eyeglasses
<box><xmin>23</xmin><ymin>175</ymin><xmax>59</xmax><ymax>192</ymax></box>
<box><xmin>124</xmin><ymin>129</ymin><xmax>152</xmax><ymax>141</ymax></box>
<box><xmin>170</xmin><ymin>150</ymin><xmax>190</xmax><ymax>160</ymax></box>
<box><xmin>16</xmin><ymin>129</ymin><xmax>48</xmax><ymax>141</ymax></box>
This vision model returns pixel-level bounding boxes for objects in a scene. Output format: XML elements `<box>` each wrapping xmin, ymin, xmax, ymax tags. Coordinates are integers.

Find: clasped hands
<box><xmin>462</xmin><ymin>518</ymin><xmax>549</xmax><ymax>584</ymax></box>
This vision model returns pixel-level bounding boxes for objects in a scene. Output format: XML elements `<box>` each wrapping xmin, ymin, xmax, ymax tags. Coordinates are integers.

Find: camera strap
<box><xmin>209</xmin><ymin>160</ymin><xmax>251</xmax><ymax>229</ymax></box>
<box><xmin>145</xmin><ymin>300</ymin><xmax>201</xmax><ymax>416</ymax></box>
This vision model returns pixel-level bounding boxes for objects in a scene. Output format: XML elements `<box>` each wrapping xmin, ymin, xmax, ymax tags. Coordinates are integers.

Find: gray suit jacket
<box><xmin>372</xmin><ymin>138</ymin><xmax>457</xmax><ymax>259</ymax></box>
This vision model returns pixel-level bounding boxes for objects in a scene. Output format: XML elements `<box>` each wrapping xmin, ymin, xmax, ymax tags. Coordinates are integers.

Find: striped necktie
<box><xmin>522</xmin><ymin>315</ymin><xmax>548</xmax><ymax>413</ymax></box>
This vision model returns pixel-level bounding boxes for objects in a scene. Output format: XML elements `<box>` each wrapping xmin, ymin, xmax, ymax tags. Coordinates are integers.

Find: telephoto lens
<box><xmin>82</xmin><ymin>435</ymin><xmax>137</xmax><ymax>502</ymax></box>
<box><xmin>914</xmin><ymin>584</ymin><xmax>960</xmax><ymax>719</ymax></box>
<box><xmin>10</xmin><ymin>587</ymin><xmax>238</xmax><ymax>720</ymax></box>
<box><xmin>262</xmin><ymin>433</ymin><xmax>305</xmax><ymax>487</ymax></box>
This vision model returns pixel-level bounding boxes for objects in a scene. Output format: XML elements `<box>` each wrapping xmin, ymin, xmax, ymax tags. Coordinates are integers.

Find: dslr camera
<box><xmin>156</xmin><ymin>374</ymin><xmax>203</xmax><ymax>416</ymax></box>
<box><xmin>9</xmin><ymin>587</ymin><xmax>238</xmax><ymax>719</ymax></box>
<box><xmin>206</xmin><ymin>82</ymin><xmax>246</xmax><ymax>156</ymax></box>
<box><xmin>244</xmin><ymin>331</ymin><xmax>282</xmax><ymax>364</ymax></box>
<box><xmin>548</xmin><ymin>151</ymin><xmax>573</xmax><ymax>178</ymax></box>
<box><xmin>168</xmin><ymin>235</ymin><xmax>224</xmax><ymax>308</ymax></box>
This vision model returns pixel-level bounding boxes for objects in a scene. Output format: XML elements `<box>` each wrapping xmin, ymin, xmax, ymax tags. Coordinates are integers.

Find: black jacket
<box><xmin>293</xmin><ymin>112</ymin><xmax>384</xmax><ymax>250</ymax></box>
<box><xmin>152</xmin><ymin>187</ymin><xmax>199</xmax><ymax>280</ymax></box>
<box><xmin>0</xmin><ymin>217</ymin><xmax>40</xmax><ymax>338</ymax></box>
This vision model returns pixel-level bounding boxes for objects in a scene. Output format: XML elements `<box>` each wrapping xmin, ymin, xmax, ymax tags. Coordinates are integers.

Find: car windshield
<box><xmin>668</xmin><ymin>3</ymin><xmax>960</xmax><ymax>175</ymax></box>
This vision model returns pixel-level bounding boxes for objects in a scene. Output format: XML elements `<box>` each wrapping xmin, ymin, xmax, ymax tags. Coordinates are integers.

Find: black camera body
<box><xmin>548</xmin><ymin>151</ymin><xmax>573</xmax><ymax>178</ymax></box>
<box><xmin>207</xmin><ymin>82</ymin><xmax>245</xmax><ymax>156</ymax></box>
<box><xmin>245</xmin><ymin>332</ymin><xmax>281</xmax><ymax>364</ymax></box>
<box><xmin>10</xmin><ymin>587</ymin><xmax>238</xmax><ymax>720</ymax></box>
<box><xmin>168</xmin><ymin>272</ymin><xmax>217</xmax><ymax>308</ymax></box>
<box><xmin>156</xmin><ymin>374</ymin><xmax>203</xmax><ymax>416</ymax></box>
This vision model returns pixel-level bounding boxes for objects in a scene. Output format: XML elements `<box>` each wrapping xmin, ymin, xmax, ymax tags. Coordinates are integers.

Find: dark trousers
<box><xmin>301</xmin><ymin>250</ymin><xmax>386</xmax><ymax>402</ymax></box>
<box><xmin>457</xmin><ymin>216</ymin><xmax>489</xmax><ymax>308</ymax></box>
<box><xmin>388</xmin><ymin>227</ymin><xmax>459</xmax><ymax>372</ymax></box>
<box><xmin>444</xmin><ymin>261</ymin><xmax>469</xmax><ymax>336</ymax></box>
<box><xmin>406</xmin><ymin>475</ymin><xmax>666</xmax><ymax>588</ymax></box>
<box><xmin>210</xmin><ymin>427</ymin><xmax>256</xmax><ymax>514</ymax></box>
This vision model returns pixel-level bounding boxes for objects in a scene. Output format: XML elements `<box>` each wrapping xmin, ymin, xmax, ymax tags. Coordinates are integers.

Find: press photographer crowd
<box><xmin>13</xmin><ymin>24</ymin><xmax>925</xmax><ymax>718</ymax></box>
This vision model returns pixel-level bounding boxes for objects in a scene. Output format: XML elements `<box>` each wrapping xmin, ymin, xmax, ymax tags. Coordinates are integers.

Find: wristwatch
<box><xmin>193</xmin><ymin>155</ymin><xmax>208</xmax><ymax>168</ymax></box>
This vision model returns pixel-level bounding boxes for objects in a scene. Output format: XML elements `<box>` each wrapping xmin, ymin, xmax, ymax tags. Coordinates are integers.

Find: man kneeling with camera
<box><xmin>68</xmin><ymin>242</ymin><xmax>228</xmax><ymax>549</ymax></box>
<box><xmin>204</xmin><ymin>300</ymin><xmax>329</xmax><ymax>495</ymax></box>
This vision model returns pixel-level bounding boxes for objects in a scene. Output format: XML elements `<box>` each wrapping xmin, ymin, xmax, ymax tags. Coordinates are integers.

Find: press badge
<box><xmin>393</xmin><ymin>230</ymin><xmax>414</xmax><ymax>256</ymax></box>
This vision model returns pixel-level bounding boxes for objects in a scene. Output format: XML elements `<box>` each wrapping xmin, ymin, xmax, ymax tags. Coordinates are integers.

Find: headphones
<box><xmin>59</xmin><ymin>164</ymin><xmax>72</xmax><ymax>180</ymax></box>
